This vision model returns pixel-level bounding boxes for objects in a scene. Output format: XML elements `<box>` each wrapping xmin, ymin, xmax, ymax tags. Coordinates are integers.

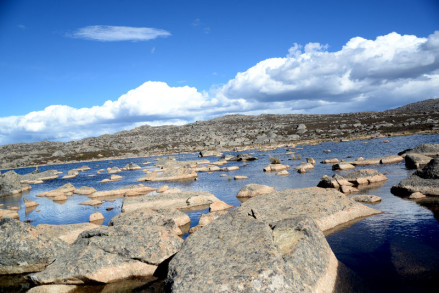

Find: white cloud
<box><xmin>1</xmin><ymin>31</ymin><xmax>438</xmax><ymax>145</ymax></box>
<box><xmin>71</xmin><ymin>25</ymin><xmax>171</xmax><ymax>42</ymax></box>
<box><xmin>219</xmin><ymin>31</ymin><xmax>439</xmax><ymax>112</ymax></box>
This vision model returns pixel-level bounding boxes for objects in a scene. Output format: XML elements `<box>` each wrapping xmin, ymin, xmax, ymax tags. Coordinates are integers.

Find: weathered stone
<box><xmin>89</xmin><ymin>184</ymin><xmax>156</xmax><ymax>198</ymax></box>
<box><xmin>24</xmin><ymin>199</ymin><xmax>39</xmax><ymax>208</ymax></box>
<box><xmin>240</xmin><ymin>187</ymin><xmax>381</xmax><ymax>232</ymax></box>
<box><xmin>73</xmin><ymin>166</ymin><xmax>91</xmax><ymax>172</ymax></box>
<box><xmin>236</xmin><ymin>184</ymin><xmax>276</xmax><ymax>199</ymax></box>
<box><xmin>109</xmin><ymin>208</ymin><xmax>186</xmax><ymax>236</ymax></box>
<box><xmin>122</xmin><ymin>162</ymin><xmax>141</xmax><ymax>170</ymax></box>
<box><xmin>163</xmin><ymin>187</ymin><xmax>182</xmax><ymax>194</ymax></box>
<box><xmin>321</xmin><ymin>158</ymin><xmax>339</xmax><ymax>164</ymax></box>
<box><xmin>89</xmin><ymin>212</ymin><xmax>104</xmax><ymax>224</ymax></box>
<box><xmin>409</xmin><ymin>192</ymin><xmax>426</xmax><ymax>199</ymax></box>
<box><xmin>332</xmin><ymin>163</ymin><xmax>355</xmax><ymax>171</ymax></box>
<box><xmin>234</xmin><ymin>175</ymin><xmax>248</xmax><ymax>180</ymax></box>
<box><xmin>122</xmin><ymin>191</ymin><xmax>221</xmax><ymax>213</ymax></box>
<box><xmin>52</xmin><ymin>195</ymin><xmax>68</xmax><ymax>202</ymax></box>
<box><xmin>195</xmin><ymin>165</ymin><xmax>221</xmax><ymax>172</ymax></box>
<box><xmin>79</xmin><ymin>199</ymin><xmax>103</xmax><ymax>206</ymax></box>
<box><xmin>108</xmin><ymin>166</ymin><xmax>122</xmax><ymax>174</ymax></box>
<box><xmin>405</xmin><ymin>153</ymin><xmax>432</xmax><ymax>169</ymax></box>
<box><xmin>29</xmin><ymin>242</ymin><xmax>157</xmax><ymax>285</ymax></box>
<box><xmin>221</xmin><ymin>166</ymin><xmax>240</xmax><ymax>171</ymax></box>
<box><xmin>62</xmin><ymin>170</ymin><xmax>79</xmax><ymax>179</ymax></box>
<box><xmin>294</xmin><ymin>163</ymin><xmax>314</xmax><ymax>171</ymax></box>
<box><xmin>0</xmin><ymin>218</ymin><xmax>68</xmax><ymax>274</ymax></box>
<box><xmin>399</xmin><ymin>143</ymin><xmax>439</xmax><ymax>157</ymax></box>
<box><xmin>343</xmin><ymin>169</ymin><xmax>388</xmax><ymax>185</ymax></box>
<box><xmin>110</xmin><ymin>174</ymin><xmax>123</xmax><ymax>181</ymax></box>
<box><xmin>351</xmin><ymin>195</ymin><xmax>382</xmax><ymax>203</ymax></box>
<box><xmin>0</xmin><ymin>209</ymin><xmax>19</xmax><ymax>219</ymax></box>
<box><xmin>167</xmin><ymin>211</ymin><xmax>339</xmax><ymax>293</ymax></box>
<box><xmin>0</xmin><ymin>171</ymin><xmax>31</xmax><ymax>198</ymax></box>
<box><xmin>38</xmin><ymin>183</ymin><xmax>75</xmax><ymax>198</ymax></box>
<box><xmin>263</xmin><ymin>164</ymin><xmax>289</xmax><ymax>172</ymax></box>
<box><xmin>199</xmin><ymin>150</ymin><xmax>222</xmax><ymax>157</ymax></box>
<box><xmin>36</xmin><ymin>223</ymin><xmax>99</xmax><ymax>244</ymax></box>
<box><xmin>380</xmin><ymin>155</ymin><xmax>404</xmax><ymax>164</ymax></box>
<box><xmin>137</xmin><ymin>166</ymin><xmax>197</xmax><ymax>181</ymax></box>
<box><xmin>306</xmin><ymin>157</ymin><xmax>316</xmax><ymax>164</ymax></box>
<box><xmin>348</xmin><ymin>158</ymin><xmax>381</xmax><ymax>166</ymax></box>
<box><xmin>277</xmin><ymin>170</ymin><xmax>290</xmax><ymax>175</ymax></box>
<box><xmin>27</xmin><ymin>285</ymin><xmax>78</xmax><ymax>293</ymax></box>
<box><xmin>20</xmin><ymin>170</ymin><xmax>59</xmax><ymax>182</ymax></box>
<box><xmin>392</xmin><ymin>158</ymin><xmax>439</xmax><ymax>197</ymax></box>
<box><xmin>189</xmin><ymin>211</ymin><xmax>228</xmax><ymax>234</ymax></box>
<box><xmin>209</xmin><ymin>201</ymin><xmax>233</xmax><ymax>212</ymax></box>
<box><xmin>157</xmin><ymin>185</ymin><xmax>169</xmax><ymax>193</ymax></box>
<box><xmin>73</xmin><ymin>186</ymin><xmax>97</xmax><ymax>195</ymax></box>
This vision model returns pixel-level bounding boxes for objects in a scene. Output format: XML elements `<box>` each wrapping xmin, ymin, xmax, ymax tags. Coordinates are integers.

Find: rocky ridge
<box><xmin>1</xmin><ymin>98</ymin><xmax>438</xmax><ymax>170</ymax></box>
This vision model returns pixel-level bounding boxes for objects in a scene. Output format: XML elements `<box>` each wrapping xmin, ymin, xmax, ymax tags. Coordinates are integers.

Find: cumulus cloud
<box><xmin>219</xmin><ymin>31</ymin><xmax>439</xmax><ymax>112</ymax></box>
<box><xmin>1</xmin><ymin>31</ymin><xmax>438</xmax><ymax>145</ymax></box>
<box><xmin>70</xmin><ymin>25</ymin><xmax>171</xmax><ymax>42</ymax></box>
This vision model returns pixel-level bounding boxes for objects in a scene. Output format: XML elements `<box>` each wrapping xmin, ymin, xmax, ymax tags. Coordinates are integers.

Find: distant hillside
<box><xmin>1</xmin><ymin>99</ymin><xmax>438</xmax><ymax>169</ymax></box>
<box><xmin>388</xmin><ymin>98</ymin><xmax>439</xmax><ymax>113</ymax></box>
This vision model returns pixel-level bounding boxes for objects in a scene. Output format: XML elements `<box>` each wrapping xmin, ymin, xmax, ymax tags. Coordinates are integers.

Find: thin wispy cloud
<box><xmin>70</xmin><ymin>25</ymin><xmax>171</xmax><ymax>42</ymax></box>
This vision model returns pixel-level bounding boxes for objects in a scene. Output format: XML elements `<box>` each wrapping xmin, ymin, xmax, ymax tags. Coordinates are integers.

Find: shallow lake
<box><xmin>1</xmin><ymin>134</ymin><xmax>439</xmax><ymax>292</ymax></box>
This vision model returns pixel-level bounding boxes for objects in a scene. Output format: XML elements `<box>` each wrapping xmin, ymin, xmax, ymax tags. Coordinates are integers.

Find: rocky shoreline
<box><xmin>1</xmin><ymin>99</ymin><xmax>439</xmax><ymax>170</ymax></box>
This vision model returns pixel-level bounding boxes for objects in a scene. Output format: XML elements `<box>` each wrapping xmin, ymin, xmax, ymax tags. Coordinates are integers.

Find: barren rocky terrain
<box><xmin>1</xmin><ymin>98</ymin><xmax>438</xmax><ymax>170</ymax></box>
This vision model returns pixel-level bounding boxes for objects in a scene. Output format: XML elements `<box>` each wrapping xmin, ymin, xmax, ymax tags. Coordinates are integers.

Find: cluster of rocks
<box><xmin>1</xmin><ymin>98</ymin><xmax>438</xmax><ymax>169</ymax></box>
<box><xmin>318</xmin><ymin>169</ymin><xmax>388</xmax><ymax>194</ymax></box>
<box><xmin>1</xmin><ymin>184</ymin><xmax>382</xmax><ymax>292</ymax></box>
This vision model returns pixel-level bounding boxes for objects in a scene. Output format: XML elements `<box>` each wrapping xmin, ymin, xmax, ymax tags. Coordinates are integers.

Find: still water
<box><xmin>1</xmin><ymin>134</ymin><xmax>439</xmax><ymax>292</ymax></box>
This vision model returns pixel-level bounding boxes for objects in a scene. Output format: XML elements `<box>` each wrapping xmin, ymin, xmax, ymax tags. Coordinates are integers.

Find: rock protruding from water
<box><xmin>0</xmin><ymin>171</ymin><xmax>31</xmax><ymax>198</ymax></box>
<box><xmin>138</xmin><ymin>165</ymin><xmax>197</xmax><ymax>182</ymax></box>
<box><xmin>391</xmin><ymin>158</ymin><xmax>439</xmax><ymax>197</ymax></box>
<box><xmin>166</xmin><ymin>211</ymin><xmax>339</xmax><ymax>292</ymax></box>
<box><xmin>0</xmin><ymin>218</ymin><xmax>68</xmax><ymax>274</ymax></box>
<box><xmin>318</xmin><ymin>169</ymin><xmax>388</xmax><ymax>194</ymax></box>
<box><xmin>89</xmin><ymin>184</ymin><xmax>155</xmax><ymax>198</ymax></box>
<box><xmin>399</xmin><ymin>143</ymin><xmax>439</xmax><ymax>169</ymax></box>
<box><xmin>122</xmin><ymin>190</ymin><xmax>221</xmax><ymax>213</ymax></box>
<box><xmin>122</xmin><ymin>162</ymin><xmax>142</xmax><ymax>170</ymax></box>
<box><xmin>236</xmin><ymin>184</ymin><xmax>276</xmax><ymax>199</ymax></box>
<box><xmin>20</xmin><ymin>170</ymin><xmax>59</xmax><ymax>182</ymax></box>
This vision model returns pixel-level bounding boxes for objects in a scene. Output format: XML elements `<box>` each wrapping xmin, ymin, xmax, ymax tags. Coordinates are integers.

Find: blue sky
<box><xmin>0</xmin><ymin>0</ymin><xmax>438</xmax><ymax>144</ymax></box>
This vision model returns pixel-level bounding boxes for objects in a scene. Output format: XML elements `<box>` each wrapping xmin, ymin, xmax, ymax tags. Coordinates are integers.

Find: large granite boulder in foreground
<box><xmin>391</xmin><ymin>158</ymin><xmax>439</xmax><ymax>197</ymax></box>
<box><xmin>167</xmin><ymin>211</ymin><xmax>338</xmax><ymax>292</ymax></box>
<box><xmin>239</xmin><ymin>187</ymin><xmax>381</xmax><ymax>232</ymax></box>
<box><xmin>0</xmin><ymin>171</ymin><xmax>31</xmax><ymax>198</ymax></box>
<box><xmin>166</xmin><ymin>187</ymin><xmax>380</xmax><ymax>292</ymax></box>
<box><xmin>0</xmin><ymin>218</ymin><xmax>68</xmax><ymax>274</ymax></box>
<box><xmin>30</xmin><ymin>223</ymin><xmax>183</xmax><ymax>285</ymax></box>
<box><xmin>122</xmin><ymin>191</ymin><xmax>221</xmax><ymax>212</ymax></box>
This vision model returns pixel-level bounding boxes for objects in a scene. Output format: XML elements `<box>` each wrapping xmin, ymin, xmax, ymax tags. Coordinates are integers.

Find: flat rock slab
<box><xmin>89</xmin><ymin>184</ymin><xmax>156</xmax><ymax>198</ymax></box>
<box><xmin>36</xmin><ymin>223</ymin><xmax>99</xmax><ymax>244</ymax></box>
<box><xmin>79</xmin><ymin>199</ymin><xmax>102</xmax><ymax>206</ymax></box>
<box><xmin>137</xmin><ymin>167</ymin><xmax>197</xmax><ymax>182</ymax></box>
<box><xmin>29</xmin><ymin>242</ymin><xmax>157</xmax><ymax>285</ymax></box>
<box><xmin>239</xmin><ymin>187</ymin><xmax>381</xmax><ymax>232</ymax></box>
<box><xmin>0</xmin><ymin>218</ymin><xmax>68</xmax><ymax>274</ymax></box>
<box><xmin>122</xmin><ymin>191</ymin><xmax>221</xmax><ymax>213</ymax></box>
<box><xmin>0</xmin><ymin>209</ymin><xmax>19</xmax><ymax>219</ymax></box>
<box><xmin>405</xmin><ymin>153</ymin><xmax>432</xmax><ymax>169</ymax></box>
<box><xmin>351</xmin><ymin>195</ymin><xmax>382</xmax><ymax>204</ymax></box>
<box><xmin>30</xmin><ymin>223</ymin><xmax>183</xmax><ymax>285</ymax></box>
<box><xmin>38</xmin><ymin>183</ymin><xmax>75</xmax><ymax>198</ymax></box>
<box><xmin>236</xmin><ymin>184</ymin><xmax>276</xmax><ymax>199</ymax></box>
<box><xmin>109</xmin><ymin>208</ymin><xmax>187</xmax><ymax>236</ymax></box>
<box><xmin>166</xmin><ymin>211</ymin><xmax>339</xmax><ymax>292</ymax></box>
